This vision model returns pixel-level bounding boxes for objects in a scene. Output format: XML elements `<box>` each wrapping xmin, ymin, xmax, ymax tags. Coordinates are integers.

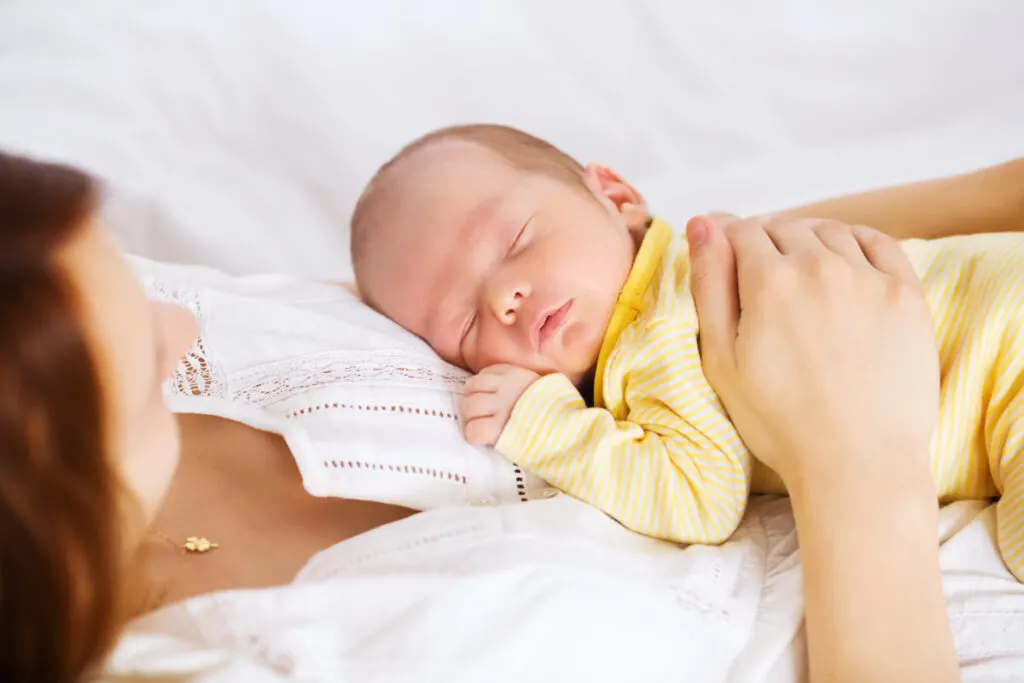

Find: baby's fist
<box><xmin>461</xmin><ymin>364</ymin><xmax>540</xmax><ymax>446</ymax></box>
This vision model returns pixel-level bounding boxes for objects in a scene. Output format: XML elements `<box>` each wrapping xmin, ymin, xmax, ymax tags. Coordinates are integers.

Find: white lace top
<box><xmin>135</xmin><ymin>256</ymin><xmax>556</xmax><ymax>509</ymax></box>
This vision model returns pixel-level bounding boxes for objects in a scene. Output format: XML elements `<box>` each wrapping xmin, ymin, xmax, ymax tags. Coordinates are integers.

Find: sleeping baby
<box><xmin>350</xmin><ymin>123</ymin><xmax>1024</xmax><ymax>579</ymax></box>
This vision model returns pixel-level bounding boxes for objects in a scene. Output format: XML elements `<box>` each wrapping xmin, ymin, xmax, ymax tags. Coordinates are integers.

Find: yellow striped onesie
<box><xmin>494</xmin><ymin>218</ymin><xmax>1024</xmax><ymax>580</ymax></box>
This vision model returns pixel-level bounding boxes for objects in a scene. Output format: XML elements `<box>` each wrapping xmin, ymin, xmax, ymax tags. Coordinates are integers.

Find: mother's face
<box><xmin>61</xmin><ymin>220</ymin><xmax>197</xmax><ymax>522</ymax></box>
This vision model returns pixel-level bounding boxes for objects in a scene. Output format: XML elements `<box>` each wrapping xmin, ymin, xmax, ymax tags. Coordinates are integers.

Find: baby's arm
<box><xmin>482</xmin><ymin>322</ymin><xmax>754</xmax><ymax>545</ymax></box>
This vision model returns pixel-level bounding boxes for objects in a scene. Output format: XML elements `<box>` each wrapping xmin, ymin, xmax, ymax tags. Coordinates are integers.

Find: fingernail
<box><xmin>687</xmin><ymin>217</ymin><xmax>709</xmax><ymax>248</ymax></box>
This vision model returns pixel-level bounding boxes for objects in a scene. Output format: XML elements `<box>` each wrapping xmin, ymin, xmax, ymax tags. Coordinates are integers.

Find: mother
<box><xmin>1</xmin><ymin>150</ymin><xmax>1021</xmax><ymax>682</ymax></box>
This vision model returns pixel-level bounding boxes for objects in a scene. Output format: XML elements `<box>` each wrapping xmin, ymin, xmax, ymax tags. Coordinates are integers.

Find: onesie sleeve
<box><xmin>496</xmin><ymin>320</ymin><xmax>753</xmax><ymax>544</ymax></box>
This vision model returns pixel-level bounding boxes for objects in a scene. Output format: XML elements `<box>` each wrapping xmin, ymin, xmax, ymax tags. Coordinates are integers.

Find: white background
<box><xmin>0</xmin><ymin>0</ymin><xmax>1021</xmax><ymax>281</ymax></box>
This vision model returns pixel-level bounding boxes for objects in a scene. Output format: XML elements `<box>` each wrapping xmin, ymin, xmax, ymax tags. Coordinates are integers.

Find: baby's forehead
<box><xmin>378</xmin><ymin>145</ymin><xmax>517</xmax><ymax>229</ymax></box>
<box><xmin>366</xmin><ymin>159</ymin><xmax>484</xmax><ymax>250</ymax></box>
<box><xmin>397</xmin><ymin>140</ymin><xmax>516</xmax><ymax>190</ymax></box>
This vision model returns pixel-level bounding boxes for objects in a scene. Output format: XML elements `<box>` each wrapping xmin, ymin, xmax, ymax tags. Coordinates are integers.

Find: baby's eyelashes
<box><xmin>508</xmin><ymin>217</ymin><xmax>532</xmax><ymax>255</ymax></box>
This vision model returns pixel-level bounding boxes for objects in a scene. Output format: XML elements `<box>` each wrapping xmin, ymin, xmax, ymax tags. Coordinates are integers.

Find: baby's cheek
<box><xmin>475</xmin><ymin>334</ymin><xmax>523</xmax><ymax>371</ymax></box>
<box><xmin>561</xmin><ymin>320</ymin><xmax>600</xmax><ymax>365</ymax></box>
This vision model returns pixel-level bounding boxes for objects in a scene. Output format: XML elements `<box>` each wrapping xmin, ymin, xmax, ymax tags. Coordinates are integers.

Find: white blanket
<box><xmin>104</xmin><ymin>497</ymin><xmax>1024</xmax><ymax>682</ymax></box>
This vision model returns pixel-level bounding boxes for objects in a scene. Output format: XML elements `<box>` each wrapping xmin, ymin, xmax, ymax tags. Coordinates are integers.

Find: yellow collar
<box><xmin>592</xmin><ymin>217</ymin><xmax>673</xmax><ymax>407</ymax></box>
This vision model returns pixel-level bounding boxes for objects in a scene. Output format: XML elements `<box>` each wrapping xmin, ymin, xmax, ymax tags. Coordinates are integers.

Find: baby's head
<box><xmin>352</xmin><ymin>124</ymin><xmax>649</xmax><ymax>384</ymax></box>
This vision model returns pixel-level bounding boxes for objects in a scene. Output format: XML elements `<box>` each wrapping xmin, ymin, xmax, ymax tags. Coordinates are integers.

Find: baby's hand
<box><xmin>461</xmin><ymin>364</ymin><xmax>540</xmax><ymax>446</ymax></box>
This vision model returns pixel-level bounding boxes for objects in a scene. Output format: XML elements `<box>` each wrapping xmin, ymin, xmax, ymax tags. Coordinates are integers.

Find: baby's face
<box><xmin>361</xmin><ymin>141</ymin><xmax>639</xmax><ymax>384</ymax></box>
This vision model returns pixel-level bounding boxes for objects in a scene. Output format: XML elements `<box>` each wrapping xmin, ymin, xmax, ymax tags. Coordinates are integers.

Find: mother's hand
<box><xmin>688</xmin><ymin>213</ymin><xmax>939</xmax><ymax>492</ymax></box>
<box><xmin>686</xmin><ymin>213</ymin><xmax>959</xmax><ymax>683</ymax></box>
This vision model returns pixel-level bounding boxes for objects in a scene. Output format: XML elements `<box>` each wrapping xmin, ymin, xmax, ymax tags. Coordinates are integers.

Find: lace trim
<box><xmin>232</xmin><ymin>349</ymin><xmax>468</xmax><ymax>407</ymax></box>
<box><xmin>172</xmin><ymin>334</ymin><xmax>226</xmax><ymax>397</ymax></box>
<box><xmin>303</xmin><ymin>523</ymin><xmax>485</xmax><ymax>581</ymax></box>
<box><xmin>143</xmin><ymin>278</ymin><xmax>200</xmax><ymax>311</ymax></box>
<box><xmin>143</xmin><ymin>279</ymin><xmax>467</xmax><ymax>404</ymax></box>
<box><xmin>513</xmin><ymin>465</ymin><xmax>528</xmax><ymax>502</ymax></box>
<box><xmin>144</xmin><ymin>279</ymin><xmax>227</xmax><ymax>398</ymax></box>
<box><xmin>287</xmin><ymin>401</ymin><xmax>458</xmax><ymax>421</ymax></box>
<box><xmin>322</xmin><ymin>459</ymin><xmax>467</xmax><ymax>483</ymax></box>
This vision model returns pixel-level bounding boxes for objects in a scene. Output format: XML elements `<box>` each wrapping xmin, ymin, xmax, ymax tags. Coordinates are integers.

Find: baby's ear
<box><xmin>582</xmin><ymin>163</ymin><xmax>649</xmax><ymax>230</ymax></box>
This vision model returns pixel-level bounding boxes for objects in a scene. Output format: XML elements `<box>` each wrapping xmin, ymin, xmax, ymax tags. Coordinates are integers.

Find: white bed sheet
<box><xmin>2</xmin><ymin>1</ymin><xmax>1024</xmax><ymax>680</ymax></box>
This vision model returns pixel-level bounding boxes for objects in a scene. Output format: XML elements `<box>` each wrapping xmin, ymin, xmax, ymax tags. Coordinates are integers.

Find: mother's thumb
<box><xmin>687</xmin><ymin>215</ymin><xmax>739</xmax><ymax>365</ymax></box>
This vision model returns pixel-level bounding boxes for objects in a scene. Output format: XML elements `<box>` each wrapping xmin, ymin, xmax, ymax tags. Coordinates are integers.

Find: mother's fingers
<box><xmin>687</xmin><ymin>215</ymin><xmax>739</xmax><ymax>370</ymax></box>
<box><xmin>809</xmin><ymin>219</ymin><xmax>873</xmax><ymax>265</ymax></box>
<box><xmin>706</xmin><ymin>211</ymin><xmax>744</xmax><ymax>228</ymax></box>
<box><xmin>718</xmin><ymin>216</ymin><xmax>794</xmax><ymax>308</ymax></box>
<box><xmin>722</xmin><ymin>216</ymin><xmax>782</xmax><ymax>266</ymax></box>
<box><xmin>762</xmin><ymin>217</ymin><xmax>874</xmax><ymax>270</ymax></box>
<box><xmin>763</xmin><ymin>218</ymin><xmax>829</xmax><ymax>256</ymax></box>
<box><xmin>851</xmin><ymin>224</ymin><xmax>922</xmax><ymax>287</ymax></box>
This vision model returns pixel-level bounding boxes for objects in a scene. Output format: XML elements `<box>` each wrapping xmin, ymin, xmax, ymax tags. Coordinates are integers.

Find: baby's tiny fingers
<box><xmin>465</xmin><ymin>372</ymin><xmax>502</xmax><ymax>394</ymax></box>
<box><xmin>461</xmin><ymin>392</ymin><xmax>498</xmax><ymax>420</ymax></box>
<box><xmin>478</xmin><ymin>363</ymin><xmax>522</xmax><ymax>377</ymax></box>
<box><xmin>464</xmin><ymin>416</ymin><xmax>500</xmax><ymax>446</ymax></box>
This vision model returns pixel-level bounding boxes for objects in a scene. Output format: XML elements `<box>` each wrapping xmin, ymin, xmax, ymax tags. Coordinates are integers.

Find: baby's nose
<box><xmin>495</xmin><ymin>285</ymin><xmax>529</xmax><ymax>325</ymax></box>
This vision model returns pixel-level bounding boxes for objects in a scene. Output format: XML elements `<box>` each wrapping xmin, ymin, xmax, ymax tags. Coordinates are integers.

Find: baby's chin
<box><xmin>565</xmin><ymin>325</ymin><xmax>604</xmax><ymax>380</ymax></box>
<box><xmin>542</xmin><ymin>351</ymin><xmax>599</xmax><ymax>389</ymax></box>
<box><xmin>529</xmin><ymin>351</ymin><xmax>593</xmax><ymax>384</ymax></box>
<box><xmin>526</xmin><ymin>319</ymin><xmax>602</xmax><ymax>384</ymax></box>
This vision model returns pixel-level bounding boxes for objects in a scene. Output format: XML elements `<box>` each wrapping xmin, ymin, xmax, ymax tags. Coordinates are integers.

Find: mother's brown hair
<box><xmin>0</xmin><ymin>151</ymin><xmax>128</xmax><ymax>682</ymax></box>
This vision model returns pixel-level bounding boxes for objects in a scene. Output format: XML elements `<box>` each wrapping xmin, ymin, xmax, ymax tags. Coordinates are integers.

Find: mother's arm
<box><xmin>772</xmin><ymin>156</ymin><xmax>1024</xmax><ymax>240</ymax></box>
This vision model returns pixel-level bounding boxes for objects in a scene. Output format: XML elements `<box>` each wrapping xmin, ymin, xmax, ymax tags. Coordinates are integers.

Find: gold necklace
<box><xmin>155</xmin><ymin>531</ymin><xmax>219</xmax><ymax>554</ymax></box>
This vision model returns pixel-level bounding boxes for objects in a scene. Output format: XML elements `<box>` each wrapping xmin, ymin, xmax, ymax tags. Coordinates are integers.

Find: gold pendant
<box><xmin>182</xmin><ymin>536</ymin><xmax>219</xmax><ymax>553</ymax></box>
